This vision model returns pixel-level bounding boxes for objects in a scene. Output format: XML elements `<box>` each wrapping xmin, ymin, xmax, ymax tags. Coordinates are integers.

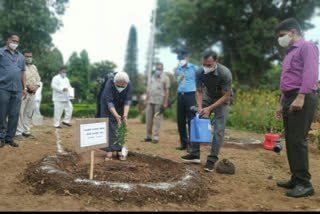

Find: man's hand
<box><xmin>289</xmin><ymin>94</ymin><xmax>305</xmax><ymax>112</ymax></box>
<box><xmin>22</xmin><ymin>89</ymin><xmax>27</xmax><ymax>99</ymax></box>
<box><xmin>163</xmin><ymin>102</ymin><xmax>168</xmax><ymax>109</ymax></box>
<box><xmin>199</xmin><ymin>107</ymin><xmax>211</xmax><ymax>118</ymax></box>
<box><xmin>275</xmin><ymin>104</ymin><xmax>283</xmax><ymax>121</ymax></box>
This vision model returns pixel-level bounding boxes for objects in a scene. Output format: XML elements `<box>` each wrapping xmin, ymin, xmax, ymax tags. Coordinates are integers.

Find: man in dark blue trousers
<box><xmin>0</xmin><ymin>33</ymin><xmax>26</xmax><ymax>148</ymax></box>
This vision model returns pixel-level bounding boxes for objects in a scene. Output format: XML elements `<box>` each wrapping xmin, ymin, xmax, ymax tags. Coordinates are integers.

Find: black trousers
<box><xmin>177</xmin><ymin>92</ymin><xmax>196</xmax><ymax>150</ymax></box>
<box><xmin>282</xmin><ymin>89</ymin><xmax>318</xmax><ymax>186</ymax></box>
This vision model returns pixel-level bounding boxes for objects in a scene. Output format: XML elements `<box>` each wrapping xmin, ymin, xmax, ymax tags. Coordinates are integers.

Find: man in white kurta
<box><xmin>51</xmin><ymin>67</ymin><xmax>74</xmax><ymax>128</ymax></box>
<box><xmin>16</xmin><ymin>51</ymin><xmax>41</xmax><ymax>139</ymax></box>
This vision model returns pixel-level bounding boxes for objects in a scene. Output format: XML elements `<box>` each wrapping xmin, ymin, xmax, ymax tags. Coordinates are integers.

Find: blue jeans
<box><xmin>0</xmin><ymin>89</ymin><xmax>22</xmax><ymax>141</ymax></box>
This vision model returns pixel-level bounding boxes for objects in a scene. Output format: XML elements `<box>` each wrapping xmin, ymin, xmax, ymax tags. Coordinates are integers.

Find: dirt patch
<box><xmin>22</xmin><ymin>151</ymin><xmax>209</xmax><ymax>206</ymax></box>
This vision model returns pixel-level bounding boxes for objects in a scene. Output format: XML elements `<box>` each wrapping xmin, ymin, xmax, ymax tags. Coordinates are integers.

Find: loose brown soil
<box><xmin>0</xmin><ymin>117</ymin><xmax>320</xmax><ymax>211</ymax></box>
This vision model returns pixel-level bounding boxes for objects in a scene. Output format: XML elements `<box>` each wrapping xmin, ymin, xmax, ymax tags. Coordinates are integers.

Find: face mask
<box><xmin>9</xmin><ymin>43</ymin><xmax>18</xmax><ymax>51</ymax></box>
<box><xmin>25</xmin><ymin>57</ymin><xmax>32</xmax><ymax>64</ymax></box>
<box><xmin>155</xmin><ymin>70</ymin><xmax>162</xmax><ymax>76</ymax></box>
<box><xmin>60</xmin><ymin>73</ymin><xmax>67</xmax><ymax>78</ymax></box>
<box><xmin>278</xmin><ymin>33</ymin><xmax>292</xmax><ymax>48</ymax></box>
<box><xmin>115</xmin><ymin>85</ymin><xmax>127</xmax><ymax>93</ymax></box>
<box><xmin>179</xmin><ymin>59</ymin><xmax>187</xmax><ymax>67</ymax></box>
<box><xmin>203</xmin><ymin>67</ymin><xmax>215</xmax><ymax>74</ymax></box>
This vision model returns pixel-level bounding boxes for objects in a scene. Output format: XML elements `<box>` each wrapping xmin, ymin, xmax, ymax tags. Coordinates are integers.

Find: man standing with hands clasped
<box><xmin>0</xmin><ymin>33</ymin><xmax>26</xmax><ymax>148</ymax></box>
<box><xmin>274</xmin><ymin>18</ymin><xmax>319</xmax><ymax>198</ymax></box>
<box><xmin>16</xmin><ymin>50</ymin><xmax>41</xmax><ymax>140</ymax></box>
<box><xmin>181</xmin><ymin>51</ymin><xmax>232</xmax><ymax>173</ymax></box>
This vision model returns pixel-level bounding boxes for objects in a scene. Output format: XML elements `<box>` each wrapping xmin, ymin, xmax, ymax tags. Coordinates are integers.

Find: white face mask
<box><xmin>179</xmin><ymin>59</ymin><xmax>187</xmax><ymax>67</ymax></box>
<box><xmin>60</xmin><ymin>73</ymin><xmax>67</xmax><ymax>78</ymax></box>
<box><xmin>9</xmin><ymin>43</ymin><xmax>18</xmax><ymax>51</ymax></box>
<box><xmin>203</xmin><ymin>67</ymin><xmax>215</xmax><ymax>74</ymax></box>
<box><xmin>115</xmin><ymin>84</ymin><xmax>127</xmax><ymax>93</ymax></box>
<box><xmin>25</xmin><ymin>57</ymin><xmax>32</xmax><ymax>64</ymax></box>
<box><xmin>278</xmin><ymin>33</ymin><xmax>292</xmax><ymax>48</ymax></box>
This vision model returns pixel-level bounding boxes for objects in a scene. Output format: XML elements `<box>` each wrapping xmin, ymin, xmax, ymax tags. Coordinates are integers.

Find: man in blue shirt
<box><xmin>0</xmin><ymin>33</ymin><xmax>26</xmax><ymax>148</ymax></box>
<box><xmin>175</xmin><ymin>49</ymin><xmax>198</xmax><ymax>151</ymax></box>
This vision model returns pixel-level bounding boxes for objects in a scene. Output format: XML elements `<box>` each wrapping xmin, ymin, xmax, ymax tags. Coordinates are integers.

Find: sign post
<box><xmin>75</xmin><ymin>118</ymin><xmax>109</xmax><ymax>180</ymax></box>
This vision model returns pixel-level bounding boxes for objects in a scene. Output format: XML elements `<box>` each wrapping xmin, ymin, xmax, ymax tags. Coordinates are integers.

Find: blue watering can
<box><xmin>190</xmin><ymin>114</ymin><xmax>212</xmax><ymax>143</ymax></box>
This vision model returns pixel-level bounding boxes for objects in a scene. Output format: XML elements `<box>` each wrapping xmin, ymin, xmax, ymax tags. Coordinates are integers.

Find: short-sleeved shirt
<box><xmin>0</xmin><ymin>46</ymin><xmax>26</xmax><ymax>92</ymax></box>
<box><xmin>175</xmin><ymin>62</ymin><xmax>198</xmax><ymax>93</ymax></box>
<box><xmin>196</xmin><ymin>63</ymin><xmax>233</xmax><ymax>104</ymax></box>
<box><xmin>148</xmin><ymin>73</ymin><xmax>170</xmax><ymax>105</ymax></box>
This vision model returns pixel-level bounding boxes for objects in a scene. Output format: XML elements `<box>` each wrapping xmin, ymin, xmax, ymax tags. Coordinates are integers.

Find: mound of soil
<box><xmin>23</xmin><ymin>152</ymin><xmax>209</xmax><ymax>205</ymax></box>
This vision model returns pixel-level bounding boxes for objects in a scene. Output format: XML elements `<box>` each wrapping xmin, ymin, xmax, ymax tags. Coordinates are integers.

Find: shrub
<box><xmin>128</xmin><ymin>106</ymin><xmax>139</xmax><ymax>118</ymax></box>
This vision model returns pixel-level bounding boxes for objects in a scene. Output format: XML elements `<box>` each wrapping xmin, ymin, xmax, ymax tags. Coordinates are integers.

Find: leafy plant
<box><xmin>114</xmin><ymin>123</ymin><xmax>128</xmax><ymax>147</ymax></box>
<box><xmin>317</xmin><ymin>131</ymin><xmax>320</xmax><ymax>150</ymax></box>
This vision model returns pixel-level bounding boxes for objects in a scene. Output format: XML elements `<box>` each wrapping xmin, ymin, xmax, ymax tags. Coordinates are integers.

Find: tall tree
<box><xmin>124</xmin><ymin>25</ymin><xmax>140</xmax><ymax>95</ymax></box>
<box><xmin>156</xmin><ymin>0</ymin><xmax>320</xmax><ymax>86</ymax></box>
<box><xmin>90</xmin><ymin>60</ymin><xmax>117</xmax><ymax>81</ymax></box>
<box><xmin>0</xmin><ymin>0</ymin><xmax>68</xmax><ymax>54</ymax></box>
<box><xmin>67</xmin><ymin>50</ymin><xmax>90</xmax><ymax>102</ymax></box>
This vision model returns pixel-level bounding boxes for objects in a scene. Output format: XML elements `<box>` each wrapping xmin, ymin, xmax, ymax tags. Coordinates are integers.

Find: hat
<box><xmin>177</xmin><ymin>49</ymin><xmax>188</xmax><ymax>60</ymax></box>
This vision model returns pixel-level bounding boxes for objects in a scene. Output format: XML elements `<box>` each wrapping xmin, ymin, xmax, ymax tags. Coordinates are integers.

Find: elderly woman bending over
<box><xmin>99</xmin><ymin>71</ymin><xmax>132</xmax><ymax>161</ymax></box>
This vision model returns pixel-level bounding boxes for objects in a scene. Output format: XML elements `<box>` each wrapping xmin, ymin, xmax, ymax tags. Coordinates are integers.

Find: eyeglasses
<box><xmin>115</xmin><ymin>85</ymin><xmax>126</xmax><ymax>88</ymax></box>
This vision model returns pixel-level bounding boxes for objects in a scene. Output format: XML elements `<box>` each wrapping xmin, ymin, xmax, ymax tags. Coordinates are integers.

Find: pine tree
<box><xmin>124</xmin><ymin>25</ymin><xmax>139</xmax><ymax>95</ymax></box>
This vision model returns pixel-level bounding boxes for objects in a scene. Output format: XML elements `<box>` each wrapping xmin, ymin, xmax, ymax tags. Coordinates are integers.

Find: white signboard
<box><xmin>80</xmin><ymin>122</ymin><xmax>107</xmax><ymax>148</ymax></box>
<box><xmin>75</xmin><ymin>118</ymin><xmax>109</xmax><ymax>153</ymax></box>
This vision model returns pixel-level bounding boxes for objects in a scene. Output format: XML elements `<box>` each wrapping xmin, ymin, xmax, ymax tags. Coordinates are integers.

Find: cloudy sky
<box><xmin>52</xmin><ymin>0</ymin><xmax>320</xmax><ymax>76</ymax></box>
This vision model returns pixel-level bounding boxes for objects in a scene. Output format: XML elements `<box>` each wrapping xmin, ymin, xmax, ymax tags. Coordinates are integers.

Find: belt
<box><xmin>178</xmin><ymin>91</ymin><xmax>195</xmax><ymax>96</ymax></box>
<box><xmin>283</xmin><ymin>89</ymin><xmax>318</xmax><ymax>97</ymax></box>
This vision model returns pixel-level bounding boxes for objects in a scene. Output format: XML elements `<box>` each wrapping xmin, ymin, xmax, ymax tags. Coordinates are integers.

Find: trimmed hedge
<box><xmin>40</xmin><ymin>104</ymin><xmax>140</xmax><ymax>118</ymax></box>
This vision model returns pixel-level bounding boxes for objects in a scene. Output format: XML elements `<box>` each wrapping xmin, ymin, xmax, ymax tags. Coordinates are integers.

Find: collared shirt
<box><xmin>148</xmin><ymin>73</ymin><xmax>170</xmax><ymax>105</ymax></box>
<box><xmin>175</xmin><ymin>62</ymin><xmax>198</xmax><ymax>93</ymax></box>
<box><xmin>196</xmin><ymin>63</ymin><xmax>233</xmax><ymax>103</ymax></box>
<box><xmin>25</xmin><ymin>64</ymin><xmax>41</xmax><ymax>87</ymax></box>
<box><xmin>0</xmin><ymin>46</ymin><xmax>26</xmax><ymax>92</ymax></box>
<box><xmin>280</xmin><ymin>38</ymin><xmax>319</xmax><ymax>100</ymax></box>
<box><xmin>51</xmin><ymin>74</ymin><xmax>72</xmax><ymax>102</ymax></box>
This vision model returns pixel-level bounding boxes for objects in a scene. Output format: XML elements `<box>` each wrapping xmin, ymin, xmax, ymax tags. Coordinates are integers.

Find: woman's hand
<box><xmin>123</xmin><ymin>115</ymin><xmax>128</xmax><ymax>126</ymax></box>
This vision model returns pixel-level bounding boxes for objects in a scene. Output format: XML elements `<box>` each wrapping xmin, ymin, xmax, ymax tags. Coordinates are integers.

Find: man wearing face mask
<box><xmin>51</xmin><ymin>67</ymin><xmax>74</xmax><ymax>128</ymax></box>
<box><xmin>0</xmin><ymin>33</ymin><xmax>26</xmax><ymax>148</ymax></box>
<box><xmin>274</xmin><ymin>18</ymin><xmax>319</xmax><ymax>198</ymax></box>
<box><xmin>141</xmin><ymin>62</ymin><xmax>170</xmax><ymax>144</ymax></box>
<box><xmin>175</xmin><ymin>49</ymin><xmax>198</xmax><ymax>151</ymax></box>
<box><xmin>181</xmin><ymin>51</ymin><xmax>232</xmax><ymax>172</ymax></box>
<box><xmin>15</xmin><ymin>50</ymin><xmax>41</xmax><ymax>140</ymax></box>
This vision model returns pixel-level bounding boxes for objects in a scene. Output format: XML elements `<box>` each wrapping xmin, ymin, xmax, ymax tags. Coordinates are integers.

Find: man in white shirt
<box><xmin>51</xmin><ymin>67</ymin><xmax>74</xmax><ymax>128</ymax></box>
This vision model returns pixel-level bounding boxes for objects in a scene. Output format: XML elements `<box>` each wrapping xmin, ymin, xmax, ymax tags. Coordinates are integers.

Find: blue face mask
<box><xmin>155</xmin><ymin>70</ymin><xmax>162</xmax><ymax>76</ymax></box>
<box><xmin>60</xmin><ymin>73</ymin><xmax>67</xmax><ymax>78</ymax></box>
<box><xmin>115</xmin><ymin>85</ymin><xmax>127</xmax><ymax>93</ymax></box>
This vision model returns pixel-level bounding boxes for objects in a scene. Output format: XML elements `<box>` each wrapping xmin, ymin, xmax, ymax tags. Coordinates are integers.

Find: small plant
<box><xmin>114</xmin><ymin>122</ymin><xmax>128</xmax><ymax>147</ymax></box>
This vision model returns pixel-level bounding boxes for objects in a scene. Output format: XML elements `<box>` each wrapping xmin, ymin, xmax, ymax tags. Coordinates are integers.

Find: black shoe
<box><xmin>5</xmin><ymin>140</ymin><xmax>19</xmax><ymax>147</ymax></box>
<box><xmin>176</xmin><ymin>146</ymin><xmax>187</xmax><ymax>150</ymax></box>
<box><xmin>22</xmin><ymin>133</ymin><xmax>35</xmax><ymax>139</ymax></box>
<box><xmin>62</xmin><ymin>122</ymin><xmax>72</xmax><ymax>127</ymax></box>
<box><xmin>204</xmin><ymin>161</ymin><xmax>215</xmax><ymax>172</ymax></box>
<box><xmin>54</xmin><ymin>126</ymin><xmax>62</xmax><ymax>129</ymax></box>
<box><xmin>141</xmin><ymin>138</ymin><xmax>152</xmax><ymax>142</ymax></box>
<box><xmin>286</xmin><ymin>185</ymin><xmax>314</xmax><ymax>198</ymax></box>
<box><xmin>277</xmin><ymin>180</ymin><xmax>296</xmax><ymax>189</ymax></box>
<box><xmin>0</xmin><ymin>140</ymin><xmax>5</xmax><ymax>148</ymax></box>
<box><xmin>181</xmin><ymin>154</ymin><xmax>200</xmax><ymax>163</ymax></box>
<box><xmin>152</xmin><ymin>139</ymin><xmax>159</xmax><ymax>144</ymax></box>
